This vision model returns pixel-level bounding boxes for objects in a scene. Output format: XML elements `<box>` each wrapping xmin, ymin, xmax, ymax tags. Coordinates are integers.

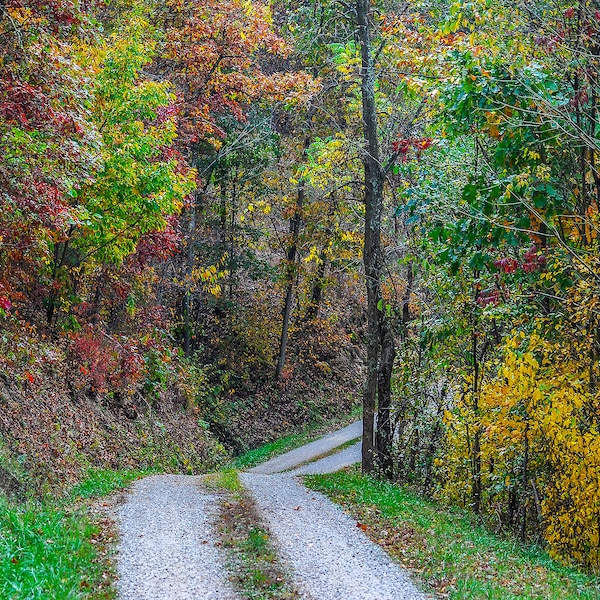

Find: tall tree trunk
<box><xmin>183</xmin><ymin>203</ymin><xmax>196</xmax><ymax>358</ymax></box>
<box><xmin>356</xmin><ymin>0</ymin><xmax>395</xmax><ymax>475</ymax></box>
<box><xmin>275</xmin><ymin>173</ymin><xmax>305</xmax><ymax>379</ymax></box>
<box><xmin>46</xmin><ymin>229</ymin><xmax>74</xmax><ymax>327</ymax></box>
<box><xmin>306</xmin><ymin>192</ymin><xmax>336</xmax><ymax>321</ymax></box>
<box><xmin>306</xmin><ymin>256</ymin><xmax>327</xmax><ymax>320</ymax></box>
<box><xmin>276</xmin><ymin>135</ymin><xmax>311</xmax><ymax>379</ymax></box>
<box><xmin>401</xmin><ymin>262</ymin><xmax>414</xmax><ymax>338</ymax></box>
<box><xmin>376</xmin><ymin>323</ymin><xmax>396</xmax><ymax>477</ymax></box>
<box><xmin>520</xmin><ymin>420</ymin><xmax>530</xmax><ymax>541</ymax></box>
<box><xmin>471</xmin><ymin>329</ymin><xmax>482</xmax><ymax>514</ymax></box>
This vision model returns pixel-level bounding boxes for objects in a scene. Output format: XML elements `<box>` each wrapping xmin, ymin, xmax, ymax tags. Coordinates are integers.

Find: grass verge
<box><xmin>0</xmin><ymin>468</ymin><xmax>147</xmax><ymax>599</ymax></box>
<box><xmin>304</xmin><ymin>467</ymin><xmax>600</xmax><ymax>600</ymax></box>
<box><xmin>231</xmin><ymin>405</ymin><xmax>362</xmax><ymax>470</ymax></box>
<box><xmin>206</xmin><ymin>471</ymin><xmax>299</xmax><ymax>599</ymax></box>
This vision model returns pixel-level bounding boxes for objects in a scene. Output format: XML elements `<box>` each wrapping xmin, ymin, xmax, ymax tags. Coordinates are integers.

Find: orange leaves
<box><xmin>164</xmin><ymin>0</ymin><xmax>316</xmax><ymax>147</ymax></box>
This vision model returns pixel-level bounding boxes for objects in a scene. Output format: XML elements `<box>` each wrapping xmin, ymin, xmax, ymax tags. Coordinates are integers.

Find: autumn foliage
<box><xmin>2</xmin><ymin>0</ymin><xmax>600</xmax><ymax>574</ymax></box>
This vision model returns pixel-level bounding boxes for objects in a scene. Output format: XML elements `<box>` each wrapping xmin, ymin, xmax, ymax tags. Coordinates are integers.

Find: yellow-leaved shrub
<box><xmin>440</xmin><ymin>330</ymin><xmax>600</xmax><ymax>568</ymax></box>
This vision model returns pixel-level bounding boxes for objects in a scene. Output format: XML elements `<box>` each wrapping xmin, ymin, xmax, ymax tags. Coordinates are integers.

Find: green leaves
<box><xmin>72</xmin><ymin>10</ymin><xmax>195</xmax><ymax>266</ymax></box>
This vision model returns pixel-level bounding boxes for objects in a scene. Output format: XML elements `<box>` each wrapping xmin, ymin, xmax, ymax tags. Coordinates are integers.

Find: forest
<box><xmin>1</xmin><ymin>0</ymin><xmax>599</xmax><ymax>579</ymax></box>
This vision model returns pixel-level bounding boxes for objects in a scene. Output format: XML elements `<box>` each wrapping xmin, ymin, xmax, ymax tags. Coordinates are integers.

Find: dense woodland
<box><xmin>1</xmin><ymin>0</ymin><xmax>600</xmax><ymax>570</ymax></box>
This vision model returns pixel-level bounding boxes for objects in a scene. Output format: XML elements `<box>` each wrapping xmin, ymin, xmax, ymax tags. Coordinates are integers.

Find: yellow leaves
<box><xmin>243</xmin><ymin>200</ymin><xmax>271</xmax><ymax>218</ymax></box>
<box><xmin>304</xmin><ymin>246</ymin><xmax>323</xmax><ymax>265</ymax></box>
<box><xmin>192</xmin><ymin>262</ymin><xmax>227</xmax><ymax>297</ymax></box>
<box><xmin>475</xmin><ymin>331</ymin><xmax>600</xmax><ymax>567</ymax></box>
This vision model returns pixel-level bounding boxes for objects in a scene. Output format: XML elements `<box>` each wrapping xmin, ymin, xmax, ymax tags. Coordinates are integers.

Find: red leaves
<box><xmin>570</xmin><ymin>89</ymin><xmax>589</xmax><ymax>109</ymax></box>
<box><xmin>481</xmin><ymin>247</ymin><xmax>547</xmax><ymax>309</ymax></box>
<box><xmin>0</xmin><ymin>297</ymin><xmax>12</xmax><ymax>312</ymax></box>
<box><xmin>494</xmin><ymin>247</ymin><xmax>546</xmax><ymax>276</ymax></box>
<box><xmin>70</xmin><ymin>326</ymin><xmax>144</xmax><ymax>394</ymax></box>
<box><xmin>522</xmin><ymin>246</ymin><xmax>547</xmax><ymax>273</ymax></box>
<box><xmin>164</xmin><ymin>0</ymin><xmax>313</xmax><ymax>147</ymax></box>
<box><xmin>391</xmin><ymin>137</ymin><xmax>433</xmax><ymax>162</ymax></box>
<box><xmin>477</xmin><ymin>289</ymin><xmax>501</xmax><ymax>307</ymax></box>
<box><xmin>0</xmin><ymin>79</ymin><xmax>81</xmax><ymax>135</ymax></box>
<box><xmin>5</xmin><ymin>0</ymin><xmax>82</xmax><ymax>27</ymax></box>
<box><xmin>494</xmin><ymin>257</ymin><xmax>518</xmax><ymax>274</ymax></box>
<box><xmin>131</xmin><ymin>216</ymin><xmax>182</xmax><ymax>268</ymax></box>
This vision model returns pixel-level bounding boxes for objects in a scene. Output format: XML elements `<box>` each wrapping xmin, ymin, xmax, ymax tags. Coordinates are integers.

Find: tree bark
<box><xmin>275</xmin><ymin>167</ymin><xmax>305</xmax><ymax>379</ymax></box>
<box><xmin>183</xmin><ymin>202</ymin><xmax>196</xmax><ymax>358</ymax></box>
<box><xmin>356</xmin><ymin>0</ymin><xmax>395</xmax><ymax>475</ymax></box>
<box><xmin>471</xmin><ymin>329</ymin><xmax>482</xmax><ymax>514</ymax></box>
<box><xmin>306</xmin><ymin>192</ymin><xmax>336</xmax><ymax>321</ymax></box>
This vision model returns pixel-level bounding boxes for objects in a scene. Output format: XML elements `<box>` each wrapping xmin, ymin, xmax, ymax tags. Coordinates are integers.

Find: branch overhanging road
<box><xmin>116</xmin><ymin>420</ymin><xmax>427</xmax><ymax>599</ymax></box>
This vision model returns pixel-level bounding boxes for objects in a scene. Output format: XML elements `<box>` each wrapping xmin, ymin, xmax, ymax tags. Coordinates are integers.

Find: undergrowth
<box><xmin>305</xmin><ymin>468</ymin><xmax>600</xmax><ymax>599</ymax></box>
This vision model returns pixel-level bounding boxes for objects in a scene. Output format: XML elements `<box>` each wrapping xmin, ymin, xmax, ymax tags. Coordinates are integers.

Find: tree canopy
<box><xmin>1</xmin><ymin>0</ymin><xmax>599</xmax><ymax>569</ymax></box>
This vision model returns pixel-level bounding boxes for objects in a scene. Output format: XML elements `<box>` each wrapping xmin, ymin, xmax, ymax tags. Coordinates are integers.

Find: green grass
<box><xmin>204</xmin><ymin>468</ymin><xmax>244</xmax><ymax>493</ymax></box>
<box><xmin>305</xmin><ymin>468</ymin><xmax>600</xmax><ymax>600</ymax></box>
<box><xmin>0</xmin><ymin>468</ymin><xmax>147</xmax><ymax>599</ymax></box>
<box><xmin>231</xmin><ymin>405</ymin><xmax>362</xmax><ymax>470</ymax></box>
<box><xmin>69</xmin><ymin>468</ymin><xmax>149</xmax><ymax>502</ymax></box>
<box><xmin>0</xmin><ymin>497</ymin><xmax>107</xmax><ymax>600</ymax></box>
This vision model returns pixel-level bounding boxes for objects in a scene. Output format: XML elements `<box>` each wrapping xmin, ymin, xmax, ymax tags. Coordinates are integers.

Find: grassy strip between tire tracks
<box><xmin>0</xmin><ymin>469</ymin><xmax>148</xmax><ymax>600</ymax></box>
<box><xmin>205</xmin><ymin>469</ymin><xmax>299</xmax><ymax>599</ymax></box>
<box><xmin>304</xmin><ymin>467</ymin><xmax>600</xmax><ymax>600</ymax></box>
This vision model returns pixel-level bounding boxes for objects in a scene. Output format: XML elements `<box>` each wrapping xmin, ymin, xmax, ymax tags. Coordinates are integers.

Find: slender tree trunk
<box><xmin>306</xmin><ymin>257</ymin><xmax>327</xmax><ymax>320</ymax></box>
<box><xmin>376</xmin><ymin>324</ymin><xmax>395</xmax><ymax>477</ymax></box>
<box><xmin>357</xmin><ymin>0</ymin><xmax>395</xmax><ymax>475</ymax></box>
<box><xmin>276</xmin><ymin>131</ymin><xmax>312</xmax><ymax>379</ymax></box>
<box><xmin>471</xmin><ymin>329</ymin><xmax>482</xmax><ymax>514</ymax></box>
<box><xmin>275</xmin><ymin>172</ymin><xmax>305</xmax><ymax>379</ymax></box>
<box><xmin>401</xmin><ymin>262</ymin><xmax>413</xmax><ymax>338</ymax></box>
<box><xmin>520</xmin><ymin>419</ymin><xmax>530</xmax><ymax>541</ymax></box>
<box><xmin>183</xmin><ymin>203</ymin><xmax>196</xmax><ymax>358</ymax></box>
<box><xmin>229</xmin><ymin>174</ymin><xmax>237</xmax><ymax>300</ymax></box>
<box><xmin>46</xmin><ymin>229</ymin><xmax>74</xmax><ymax>326</ymax></box>
<box><xmin>306</xmin><ymin>192</ymin><xmax>336</xmax><ymax>320</ymax></box>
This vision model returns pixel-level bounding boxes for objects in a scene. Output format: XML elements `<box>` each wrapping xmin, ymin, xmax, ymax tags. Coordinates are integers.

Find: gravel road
<box><xmin>288</xmin><ymin>440</ymin><xmax>362</xmax><ymax>475</ymax></box>
<box><xmin>248</xmin><ymin>420</ymin><xmax>362</xmax><ymax>474</ymax></box>
<box><xmin>116</xmin><ymin>421</ymin><xmax>426</xmax><ymax>599</ymax></box>
<box><xmin>116</xmin><ymin>474</ymin><xmax>237</xmax><ymax>600</ymax></box>
<box><xmin>241</xmin><ymin>437</ymin><xmax>427</xmax><ymax>600</ymax></box>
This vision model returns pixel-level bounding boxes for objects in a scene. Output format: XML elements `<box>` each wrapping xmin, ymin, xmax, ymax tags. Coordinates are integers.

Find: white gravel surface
<box><xmin>249</xmin><ymin>420</ymin><xmax>362</xmax><ymax>474</ymax></box>
<box><xmin>241</xmin><ymin>454</ymin><xmax>427</xmax><ymax>600</ymax></box>
<box><xmin>288</xmin><ymin>440</ymin><xmax>362</xmax><ymax>475</ymax></box>
<box><xmin>116</xmin><ymin>474</ymin><xmax>237</xmax><ymax>600</ymax></box>
<box><xmin>116</xmin><ymin>421</ymin><xmax>426</xmax><ymax>600</ymax></box>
